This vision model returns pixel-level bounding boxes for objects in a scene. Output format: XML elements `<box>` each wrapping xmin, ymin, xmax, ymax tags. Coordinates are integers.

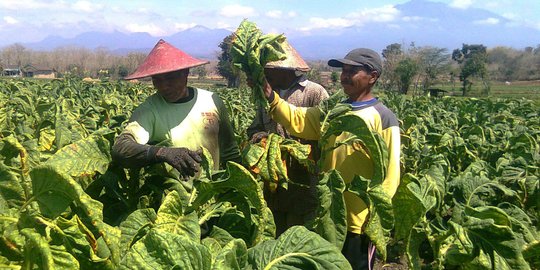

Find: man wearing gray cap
<box><xmin>260</xmin><ymin>48</ymin><xmax>401</xmax><ymax>270</ymax></box>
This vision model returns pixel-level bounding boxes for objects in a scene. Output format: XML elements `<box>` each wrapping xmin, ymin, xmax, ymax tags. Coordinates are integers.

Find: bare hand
<box><xmin>262</xmin><ymin>79</ymin><xmax>273</xmax><ymax>99</ymax></box>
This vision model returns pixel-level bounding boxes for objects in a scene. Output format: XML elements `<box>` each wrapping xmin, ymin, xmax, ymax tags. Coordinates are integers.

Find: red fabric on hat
<box><xmin>125</xmin><ymin>39</ymin><xmax>208</xmax><ymax>80</ymax></box>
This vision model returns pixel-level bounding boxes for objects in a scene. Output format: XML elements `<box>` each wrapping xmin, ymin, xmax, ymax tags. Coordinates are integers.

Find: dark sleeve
<box><xmin>213</xmin><ymin>94</ymin><xmax>242</xmax><ymax>166</ymax></box>
<box><xmin>111</xmin><ymin>133</ymin><xmax>160</xmax><ymax>168</ymax></box>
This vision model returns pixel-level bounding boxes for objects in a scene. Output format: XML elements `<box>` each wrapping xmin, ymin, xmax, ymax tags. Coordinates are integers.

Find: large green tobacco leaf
<box><xmin>307</xmin><ymin>169</ymin><xmax>347</xmax><ymax>250</ymax></box>
<box><xmin>0</xmin><ymin>209</ymin><xmax>24</xmax><ymax>263</ymax></box>
<box><xmin>406</xmin><ymin>228</ymin><xmax>426</xmax><ymax>270</ymax></box>
<box><xmin>212</xmin><ymin>239</ymin><xmax>248</xmax><ymax>270</ymax></box>
<box><xmin>523</xmin><ymin>241</ymin><xmax>540</xmax><ymax>269</ymax></box>
<box><xmin>348</xmin><ymin>175</ymin><xmax>394</xmax><ymax>261</ymax></box>
<box><xmin>321</xmin><ymin>114</ymin><xmax>389</xmax><ymax>186</ymax></box>
<box><xmin>54</xmin><ymin>215</ymin><xmax>115</xmax><ymax>269</ymax></box>
<box><xmin>497</xmin><ymin>202</ymin><xmax>538</xmax><ymax>247</ymax></box>
<box><xmin>45</xmin><ymin>135</ymin><xmax>111</xmax><ymax>178</ymax></box>
<box><xmin>449</xmin><ymin>169</ymin><xmax>520</xmax><ymax>208</ymax></box>
<box><xmin>0</xmin><ymin>163</ymin><xmax>25</xmax><ymax>208</ymax></box>
<box><xmin>155</xmin><ymin>191</ymin><xmax>200</xmax><ymax>242</ymax></box>
<box><xmin>20</xmin><ymin>228</ymin><xmax>79</xmax><ymax>270</ymax></box>
<box><xmin>393</xmin><ymin>173</ymin><xmax>437</xmax><ymax>241</ymax></box>
<box><xmin>1</xmin><ymin>135</ymin><xmax>29</xmax><ymax>175</ymax></box>
<box><xmin>119</xmin><ymin>229</ymin><xmax>211</xmax><ymax>270</ymax></box>
<box><xmin>190</xmin><ymin>162</ymin><xmax>275</xmax><ymax>245</ymax></box>
<box><xmin>119</xmin><ymin>209</ymin><xmax>157</xmax><ymax>257</ymax></box>
<box><xmin>246</xmin><ymin>226</ymin><xmax>351</xmax><ymax>270</ymax></box>
<box><xmin>30</xmin><ymin>165</ymin><xmax>121</xmax><ymax>265</ymax></box>
<box><xmin>445</xmin><ymin>206</ymin><xmax>530</xmax><ymax>270</ymax></box>
<box><xmin>243</xmin><ymin>133</ymin><xmax>314</xmax><ymax>192</ymax></box>
<box><xmin>29</xmin><ymin>165</ymin><xmax>81</xmax><ymax>218</ymax></box>
<box><xmin>208</xmin><ymin>226</ymin><xmax>236</xmax><ymax>248</ymax></box>
<box><xmin>54</xmin><ymin>102</ymin><xmax>73</xmax><ymax>150</ymax></box>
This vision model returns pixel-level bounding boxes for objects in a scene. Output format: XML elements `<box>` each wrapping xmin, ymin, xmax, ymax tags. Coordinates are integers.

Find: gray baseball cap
<box><xmin>328</xmin><ymin>48</ymin><xmax>382</xmax><ymax>74</ymax></box>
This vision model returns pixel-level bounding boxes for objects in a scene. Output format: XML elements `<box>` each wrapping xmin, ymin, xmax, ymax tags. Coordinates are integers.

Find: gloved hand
<box><xmin>250</xmin><ymin>131</ymin><xmax>269</xmax><ymax>144</ymax></box>
<box><xmin>155</xmin><ymin>147</ymin><xmax>202</xmax><ymax>179</ymax></box>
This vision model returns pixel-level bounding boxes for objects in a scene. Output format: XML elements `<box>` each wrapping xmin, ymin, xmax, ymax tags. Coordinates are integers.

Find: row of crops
<box><xmin>0</xmin><ymin>78</ymin><xmax>538</xmax><ymax>269</ymax></box>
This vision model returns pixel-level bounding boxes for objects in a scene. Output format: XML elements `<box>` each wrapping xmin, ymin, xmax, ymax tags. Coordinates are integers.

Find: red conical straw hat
<box><xmin>125</xmin><ymin>39</ymin><xmax>209</xmax><ymax>80</ymax></box>
<box><xmin>265</xmin><ymin>40</ymin><xmax>310</xmax><ymax>71</ymax></box>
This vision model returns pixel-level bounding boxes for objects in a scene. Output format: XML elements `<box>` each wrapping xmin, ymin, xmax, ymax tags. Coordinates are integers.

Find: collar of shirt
<box><xmin>344</xmin><ymin>98</ymin><xmax>378</xmax><ymax>110</ymax></box>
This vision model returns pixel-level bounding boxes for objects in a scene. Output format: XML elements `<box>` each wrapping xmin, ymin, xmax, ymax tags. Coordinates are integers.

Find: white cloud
<box><xmin>0</xmin><ymin>0</ymin><xmax>55</xmax><ymax>10</ymax></box>
<box><xmin>348</xmin><ymin>5</ymin><xmax>400</xmax><ymax>23</ymax></box>
<box><xmin>402</xmin><ymin>16</ymin><xmax>439</xmax><ymax>23</ymax></box>
<box><xmin>174</xmin><ymin>23</ymin><xmax>197</xmax><ymax>31</ymax></box>
<box><xmin>266</xmin><ymin>10</ymin><xmax>283</xmax><ymax>19</ymax></box>
<box><xmin>216</xmin><ymin>21</ymin><xmax>232</xmax><ymax>30</ymax></box>
<box><xmin>473</xmin><ymin>17</ymin><xmax>500</xmax><ymax>25</ymax></box>
<box><xmin>125</xmin><ymin>23</ymin><xmax>166</xmax><ymax>36</ymax></box>
<box><xmin>288</xmin><ymin>11</ymin><xmax>297</xmax><ymax>18</ymax></box>
<box><xmin>4</xmin><ymin>16</ymin><xmax>18</xmax><ymax>24</ymax></box>
<box><xmin>219</xmin><ymin>5</ymin><xmax>257</xmax><ymax>18</ymax></box>
<box><xmin>300</xmin><ymin>5</ymin><xmax>399</xmax><ymax>31</ymax></box>
<box><xmin>72</xmin><ymin>1</ymin><xmax>103</xmax><ymax>12</ymax></box>
<box><xmin>450</xmin><ymin>0</ymin><xmax>473</xmax><ymax>9</ymax></box>
<box><xmin>299</xmin><ymin>17</ymin><xmax>354</xmax><ymax>31</ymax></box>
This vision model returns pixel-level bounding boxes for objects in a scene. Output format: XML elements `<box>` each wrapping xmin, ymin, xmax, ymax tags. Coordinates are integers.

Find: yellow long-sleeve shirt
<box><xmin>268</xmin><ymin>93</ymin><xmax>401</xmax><ymax>234</ymax></box>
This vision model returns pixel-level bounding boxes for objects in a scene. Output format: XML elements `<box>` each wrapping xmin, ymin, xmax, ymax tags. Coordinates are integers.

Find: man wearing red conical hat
<box><xmin>112</xmin><ymin>39</ymin><xmax>240</xmax><ymax>180</ymax></box>
<box><xmin>246</xmin><ymin>40</ymin><xmax>329</xmax><ymax>236</ymax></box>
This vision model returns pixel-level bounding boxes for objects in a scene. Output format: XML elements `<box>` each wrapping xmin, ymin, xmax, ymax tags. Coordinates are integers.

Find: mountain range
<box><xmin>18</xmin><ymin>0</ymin><xmax>540</xmax><ymax>60</ymax></box>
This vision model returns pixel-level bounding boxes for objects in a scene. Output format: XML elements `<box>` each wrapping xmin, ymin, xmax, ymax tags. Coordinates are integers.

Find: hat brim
<box><xmin>124</xmin><ymin>62</ymin><xmax>208</xmax><ymax>80</ymax></box>
<box><xmin>328</xmin><ymin>58</ymin><xmax>364</xmax><ymax>68</ymax></box>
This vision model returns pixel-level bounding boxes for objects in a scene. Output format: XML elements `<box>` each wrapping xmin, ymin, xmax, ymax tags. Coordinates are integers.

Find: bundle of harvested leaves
<box><xmin>231</xmin><ymin>19</ymin><xmax>286</xmax><ymax>109</ymax></box>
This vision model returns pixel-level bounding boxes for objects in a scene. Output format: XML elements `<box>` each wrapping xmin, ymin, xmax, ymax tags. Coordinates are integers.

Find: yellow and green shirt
<box><xmin>268</xmin><ymin>94</ymin><xmax>401</xmax><ymax>234</ymax></box>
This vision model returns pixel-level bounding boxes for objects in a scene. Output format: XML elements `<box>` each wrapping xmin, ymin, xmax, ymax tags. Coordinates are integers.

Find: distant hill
<box><xmin>21</xmin><ymin>0</ymin><xmax>540</xmax><ymax>60</ymax></box>
<box><xmin>24</xmin><ymin>26</ymin><xmax>231</xmax><ymax>60</ymax></box>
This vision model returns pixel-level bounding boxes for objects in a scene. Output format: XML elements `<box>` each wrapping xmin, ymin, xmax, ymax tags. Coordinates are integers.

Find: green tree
<box><xmin>394</xmin><ymin>58</ymin><xmax>418</xmax><ymax>94</ymax></box>
<box><xmin>217</xmin><ymin>33</ymin><xmax>241</xmax><ymax>87</ymax></box>
<box><xmin>417</xmin><ymin>47</ymin><xmax>450</xmax><ymax>92</ymax></box>
<box><xmin>330</xmin><ymin>71</ymin><xmax>339</xmax><ymax>85</ymax></box>
<box><xmin>381</xmin><ymin>43</ymin><xmax>403</xmax><ymax>91</ymax></box>
<box><xmin>117</xmin><ymin>65</ymin><xmax>129</xmax><ymax>78</ymax></box>
<box><xmin>193</xmin><ymin>66</ymin><xmax>207</xmax><ymax>79</ymax></box>
<box><xmin>452</xmin><ymin>44</ymin><xmax>489</xmax><ymax>96</ymax></box>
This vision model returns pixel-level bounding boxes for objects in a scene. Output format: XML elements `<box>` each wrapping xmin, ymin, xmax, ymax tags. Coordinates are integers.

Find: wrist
<box><xmin>150</xmin><ymin>146</ymin><xmax>164</xmax><ymax>162</ymax></box>
<box><xmin>267</xmin><ymin>91</ymin><xmax>275</xmax><ymax>103</ymax></box>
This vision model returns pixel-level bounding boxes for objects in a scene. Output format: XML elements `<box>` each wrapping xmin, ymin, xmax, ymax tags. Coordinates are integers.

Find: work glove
<box><xmin>155</xmin><ymin>147</ymin><xmax>202</xmax><ymax>180</ymax></box>
<box><xmin>250</xmin><ymin>131</ymin><xmax>269</xmax><ymax>144</ymax></box>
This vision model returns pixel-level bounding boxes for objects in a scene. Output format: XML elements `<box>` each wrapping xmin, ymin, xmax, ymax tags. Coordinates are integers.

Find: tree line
<box><xmin>2</xmin><ymin>40</ymin><xmax>540</xmax><ymax>95</ymax></box>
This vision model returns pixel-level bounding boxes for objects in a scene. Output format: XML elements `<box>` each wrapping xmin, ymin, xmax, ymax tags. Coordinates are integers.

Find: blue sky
<box><xmin>1</xmin><ymin>0</ymin><xmax>539</xmax><ymax>44</ymax></box>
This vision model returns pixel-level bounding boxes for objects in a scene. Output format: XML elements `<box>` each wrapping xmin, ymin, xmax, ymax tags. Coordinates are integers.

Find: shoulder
<box><xmin>195</xmin><ymin>88</ymin><xmax>214</xmax><ymax>99</ymax></box>
<box><xmin>134</xmin><ymin>93</ymin><xmax>162</xmax><ymax>111</ymax></box>
<box><xmin>304</xmin><ymin>80</ymin><xmax>329</xmax><ymax>97</ymax></box>
<box><xmin>373</xmin><ymin>102</ymin><xmax>399</xmax><ymax>129</ymax></box>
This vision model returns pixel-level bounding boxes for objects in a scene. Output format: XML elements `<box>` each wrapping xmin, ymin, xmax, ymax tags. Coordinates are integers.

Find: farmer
<box><xmin>112</xmin><ymin>39</ymin><xmax>241</xmax><ymax>181</ymax></box>
<box><xmin>260</xmin><ymin>48</ymin><xmax>400</xmax><ymax>269</ymax></box>
<box><xmin>247</xmin><ymin>40</ymin><xmax>329</xmax><ymax>236</ymax></box>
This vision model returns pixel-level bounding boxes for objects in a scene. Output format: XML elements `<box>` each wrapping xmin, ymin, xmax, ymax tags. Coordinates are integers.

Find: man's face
<box><xmin>152</xmin><ymin>69</ymin><xmax>189</xmax><ymax>102</ymax></box>
<box><xmin>264</xmin><ymin>68</ymin><xmax>296</xmax><ymax>89</ymax></box>
<box><xmin>340</xmin><ymin>64</ymin><xmax>377</xmax><ymax>100</ymax></box>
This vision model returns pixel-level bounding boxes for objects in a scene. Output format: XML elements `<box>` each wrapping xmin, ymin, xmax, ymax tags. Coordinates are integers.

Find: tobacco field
<box><xmin>0</xmin><ymin>78</ymin><xmax>538</xmax><ymax>269</ymax></box>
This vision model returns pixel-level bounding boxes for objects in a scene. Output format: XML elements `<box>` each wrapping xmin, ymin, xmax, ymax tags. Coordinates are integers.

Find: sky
<box><xmin>1</xmin><ymin>0</ymin><xmax>540</xmax><ymax>44</ymax></box>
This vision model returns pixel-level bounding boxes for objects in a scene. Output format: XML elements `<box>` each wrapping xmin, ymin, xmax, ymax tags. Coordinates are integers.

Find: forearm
<box><xmin>268</xmin><ymin>93</ymin><xmax>321</xmax><ymax>140</ymax></box>
<box><xmin>111</xmin><ymin>133</ymin><xmax>160</xmax><ymax>168</ymax></box>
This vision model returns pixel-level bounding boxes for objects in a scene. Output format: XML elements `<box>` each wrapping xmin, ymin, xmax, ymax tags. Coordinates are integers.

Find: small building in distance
<box><xmin>22</xmin><ymin>65</ymin><xmax>56</xmax><ymax>79</ymax></box>
<box><xmin>2</xmin><ymin>65</ymin><xmax>22</xmax><ymax>77</ymax></box>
